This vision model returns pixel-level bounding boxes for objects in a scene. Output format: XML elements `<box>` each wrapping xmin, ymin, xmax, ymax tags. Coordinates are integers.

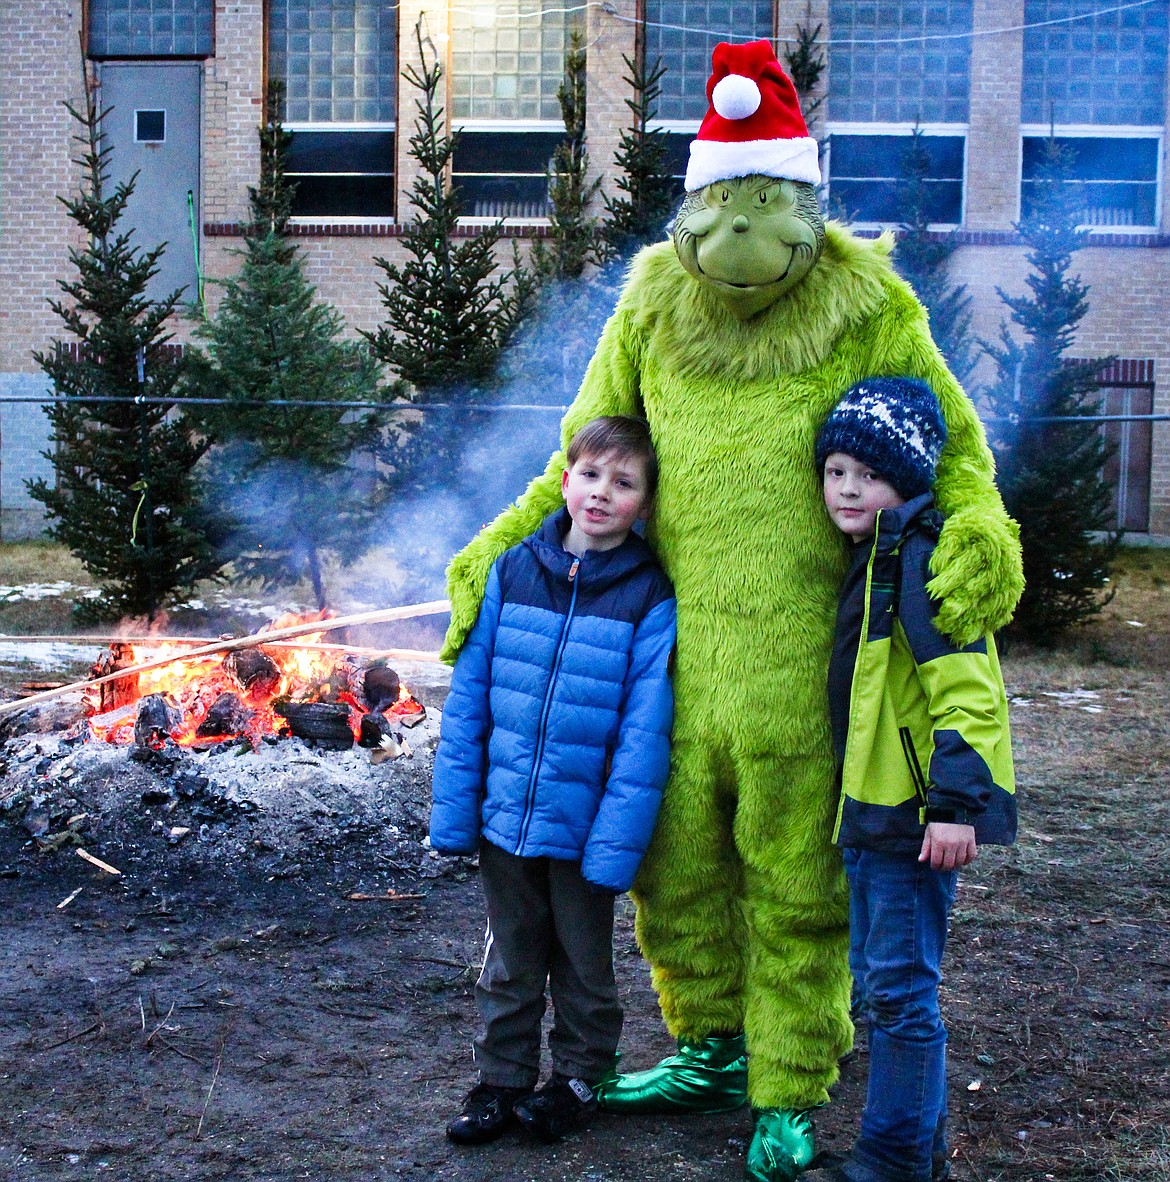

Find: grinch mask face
<box><xmin>674</xmin><ymin>174</ymin><xmax>825</xmax><ymax>320</ymax></box>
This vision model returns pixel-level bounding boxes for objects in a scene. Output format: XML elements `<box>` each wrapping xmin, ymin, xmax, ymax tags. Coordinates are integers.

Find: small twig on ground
<box><xmin>143</xmin><ymin>1001</ymin><xmax>177</xmax><ymax>1048</ymax></box>
<box><xmin>401</xmin><ymin>955</ymin><xmax>473</xmax><ymax>970</ymax></box>
<box><xmin>42</xmin><ymin>1021</ymin><xmax>103</xmax><ymax>1052</ymax></box>
<box><xmin>195</xmin><ymin>1014</ymin><xmax>236</xmax><ymax>1140</ymax></box>
<box><xmin>345</xmin><ymin>889</ymin><xmax>424</xmax><ymax>902</ymax></box>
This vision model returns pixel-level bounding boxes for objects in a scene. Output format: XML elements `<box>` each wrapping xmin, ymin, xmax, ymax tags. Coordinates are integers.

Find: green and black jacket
<box><xmin>828</xmin><ymin>494</ymin><xmax>1017</xmax><ymax>854</ymax></box>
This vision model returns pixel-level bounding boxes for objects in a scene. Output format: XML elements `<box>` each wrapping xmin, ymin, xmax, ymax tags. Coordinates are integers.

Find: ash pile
<box><xmin>0</xmin><ymin>656</ymin><xmax>453</xmax><ymax>884</ymax></box>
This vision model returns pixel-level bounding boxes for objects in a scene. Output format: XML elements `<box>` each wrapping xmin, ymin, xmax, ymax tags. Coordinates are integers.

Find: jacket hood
<box><xmin>872</xmin><ymin>493</ymin><xmax>941</xmax><ymax>555</ymax></box>
<box><xmin>524</xmin><ymin>507</ymin><xmax>662</xmax><ymax>591</ymax></box>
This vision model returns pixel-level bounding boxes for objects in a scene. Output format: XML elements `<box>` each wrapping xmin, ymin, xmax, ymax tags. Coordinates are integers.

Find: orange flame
<box><xmin>85</xmin><ymin>610</ymin><xmax>418</xmax><ymax>747</ymax></box>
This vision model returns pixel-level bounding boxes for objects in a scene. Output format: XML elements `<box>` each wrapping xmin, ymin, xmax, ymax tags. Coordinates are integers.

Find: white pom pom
<box><xmin>712</xmin><ymin>75</ymin><xmax>762</xmax><ymax>121</ymax></box>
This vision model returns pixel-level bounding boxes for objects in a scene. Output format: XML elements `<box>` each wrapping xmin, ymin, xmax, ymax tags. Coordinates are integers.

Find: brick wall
<box><xmin>966</xmin><ymin>0</ymin><xmax>1024</xmax><ymax>231</ymax></box>
<box><xmin>0</xmin><ymin>1</ymin><xmax>84</xmax><ymax>374</ymax></box>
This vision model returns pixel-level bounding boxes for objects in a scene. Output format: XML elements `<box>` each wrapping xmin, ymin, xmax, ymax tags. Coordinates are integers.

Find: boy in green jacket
<box><xmin>807</xmin><ymin>377</ymin><xmax>1017</xmax><ymax>1182</ymax></box>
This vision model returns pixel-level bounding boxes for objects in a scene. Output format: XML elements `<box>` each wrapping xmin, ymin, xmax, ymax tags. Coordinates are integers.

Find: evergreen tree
<box><xmin>783</xmin><ymin>19</ymin><xmax>826</xmax><ymax>134</ymax></box>
<box><xmin>184</xmin><ymin>80</ymin><xmax>383</xmax><ymax>610</ymax></box>
<box><xmin>982</xmin><ymin>135</ymin><xmax>1119</xmax><ymax>642</ymax></box>
<box><xmin>602</xmin><ymin>50</ymin><xmax>675</xmax><ymax>254</ymax></box>
<box><xmin>27</xmin><ymin>65</ymin><xmax>216</xmax><ymax>623</ymax></box>
<box><xmin>531</xmin><ymin>28</ymin><xmax>610</xmax><ymax>279</ymax></box>
<box><xmin>363</xmin><ymin>20</ymin><xmax>535</xmax><ymax>389</ymax></box>
<box><xmin>894</xmin><ymin>127</ymin><xmax>977</xmax><ymax>383</ymax></box>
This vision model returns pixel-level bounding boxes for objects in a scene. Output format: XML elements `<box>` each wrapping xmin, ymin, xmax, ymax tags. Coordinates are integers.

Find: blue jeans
<box><xmin>843</xmin><ymin>848</ymin><xmax>958</xmax><ymax>1182</ymax></box>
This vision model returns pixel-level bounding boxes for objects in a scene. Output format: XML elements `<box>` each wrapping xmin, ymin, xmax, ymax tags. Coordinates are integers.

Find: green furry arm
<box><xmin>881</xmin><ymin>283</ymin><xmax>1024</xmax><ymax>646</ymax></box>
<box><xmin>439</xmin><ymin>306</ymin><xmax>645</xmax><ymax>663</ymax></box>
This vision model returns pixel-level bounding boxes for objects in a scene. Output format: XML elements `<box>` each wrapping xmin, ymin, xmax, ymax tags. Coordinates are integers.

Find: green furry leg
<box><xmin>738</xmin><ymin>752</ymin><xmax>853</xmax><ymax>1109</ymax></box>
<box><xmin>632</xmin><ymin>737</ymin><xmax>748</xmax><ymax>1036</ymax></box>
<box><xmin>633</xmin><ymin>739</ymin><xmax>853</xmax><ymax>1111</ymax></box>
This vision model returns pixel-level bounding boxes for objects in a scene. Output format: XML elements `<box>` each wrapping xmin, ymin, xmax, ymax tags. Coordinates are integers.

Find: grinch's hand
<box><xmin>927</xmin><ymin>505</ymin><xmax>1024</xmax><ymax>647</ymax></box>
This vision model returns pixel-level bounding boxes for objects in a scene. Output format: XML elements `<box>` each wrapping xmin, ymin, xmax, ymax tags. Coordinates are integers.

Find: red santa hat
<box><xmin>685</xmin><ymin>40</ymin><xmax>821</xmax><ymax>191</ymax></box>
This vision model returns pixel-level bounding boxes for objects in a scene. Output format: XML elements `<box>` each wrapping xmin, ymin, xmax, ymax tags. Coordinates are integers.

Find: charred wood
<box><xmin>134</xmin><ymin>694</ymin><xmax>181</xmax><ymax>749</ymax></box>
<box><xmin>223</xmin><ymin>648</ymin><xmax>282</xmax><ymax>700</ymax></box>
<box><xmin>274</xmin><ymin>700</ymin><xmax>354</xmax><ymax>749</ymax></box>
<box><xmin>196</xmin><ymin>692</ymin><xmax>255</xmax><ymax>739</ymax></box>
<box><xmin>361</xmin><ymin>664</ymin><xmax>401</xmax><ymax>713</ymax></box>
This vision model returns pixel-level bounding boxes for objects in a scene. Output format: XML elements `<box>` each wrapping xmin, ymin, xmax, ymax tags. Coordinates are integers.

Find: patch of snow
<box><xmin>0</xmin><ymin>583</ymin><xmax>101</xmax><ymax>602</ymax></box>
<box><xmin>1041</xmin><ymin>689</ymin><xmax>1104</xmax><ymax>714</ymax></box>
<box><xmin>1125</xmin><ymin>620</ymin><xmax>1145</xmax><ymax>627</ymax></box>
<box><xmin>0</xmin><ymin>641</ymin><xmax>104</xmax><ymax>670</ymax></box>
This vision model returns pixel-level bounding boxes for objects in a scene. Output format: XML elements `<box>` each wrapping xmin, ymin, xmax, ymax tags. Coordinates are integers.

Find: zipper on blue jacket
<box><xmin>517</xmin><ymin>560</ymin><xmax>580</xmax><ymax>852</ymax></box>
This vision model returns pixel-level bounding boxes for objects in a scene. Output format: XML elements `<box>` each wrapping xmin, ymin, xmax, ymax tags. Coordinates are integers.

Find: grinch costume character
<box><xmin>440</xmin><ymin>40</ymin><xmax>1023</xmax><ymax>1181</ymax></box>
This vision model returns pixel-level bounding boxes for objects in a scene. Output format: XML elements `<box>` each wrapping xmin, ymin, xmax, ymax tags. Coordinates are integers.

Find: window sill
<box><xmin>204</xmin><ymin>221</ymin><xmax>551</xmax><ymax>239</ymax></box>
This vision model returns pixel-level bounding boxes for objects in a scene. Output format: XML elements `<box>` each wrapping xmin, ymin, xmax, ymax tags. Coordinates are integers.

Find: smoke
<box><xmin>333</xmin><ymin>260</ymin><xmax>630</xmax><ymax>618</ymax></box>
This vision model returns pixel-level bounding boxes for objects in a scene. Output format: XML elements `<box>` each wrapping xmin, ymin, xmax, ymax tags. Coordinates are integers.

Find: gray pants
<box><xmin>473</xmin><ymin>838</ymin><xmax>622</xmax><ymax>1088</ymax></box>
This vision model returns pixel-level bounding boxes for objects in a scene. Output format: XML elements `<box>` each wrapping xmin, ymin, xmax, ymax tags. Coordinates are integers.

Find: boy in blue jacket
<box><xmin>806</xmin><ymin>378</ymin><xmax>1017</xmax><ymax>1182</ymax></box>
<box><xmin>429</xmin><ymin>415</ymin><xmax>677</xmax><ymax>1148</ymax></box>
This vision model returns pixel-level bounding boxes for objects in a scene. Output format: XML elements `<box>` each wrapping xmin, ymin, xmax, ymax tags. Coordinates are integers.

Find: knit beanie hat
<box><xmin>685</xmin><ymin>40</ymin><xmax>821</xmax><ymax>191</ymax></box>
<box><xmin>815</xmin><ymin>377</ymin><xmax>948</xmax><ymax>500</ymax></box>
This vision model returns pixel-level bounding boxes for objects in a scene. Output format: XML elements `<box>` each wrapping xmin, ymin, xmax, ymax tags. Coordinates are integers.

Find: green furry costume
<box><xmin>441</xmin><ymin>224</ymin><xmax>1022</xmax><ymax>1111</ymax></box>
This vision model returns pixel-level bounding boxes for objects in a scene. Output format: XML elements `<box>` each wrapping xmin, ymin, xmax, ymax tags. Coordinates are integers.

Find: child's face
<box><xmin>561</xmin><ymin>448</ymin><xmax>653</xmax><ymax>553</ymax></box>
<box><xmin>823</xmin><ymin>451</ymin><xmax>906</xmax><ymax>541</ymax></box>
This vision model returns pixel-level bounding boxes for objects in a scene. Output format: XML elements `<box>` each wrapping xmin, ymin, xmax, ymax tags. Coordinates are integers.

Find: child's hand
<box><xmin>919</xmin><ymin>822</ymin><xmax>977</xmax><ymax>870</ymax></box>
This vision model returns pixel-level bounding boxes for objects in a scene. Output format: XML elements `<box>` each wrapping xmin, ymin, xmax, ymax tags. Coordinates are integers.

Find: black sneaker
<box><xmin>513</xmin><ymin>1075</ymin><xmax>597</xmax><ymax>1143</ymax></box>
<box><xmin>446</xmin><ymin>1083</ymin><xmax>528</xmax><ymax>1145</ymax></box>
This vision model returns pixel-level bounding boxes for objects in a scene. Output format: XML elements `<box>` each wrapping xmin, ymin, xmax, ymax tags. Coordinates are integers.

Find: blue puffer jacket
<box><xmin>429</xmin><ymin>508</ymin><xmax>676</xmax><ymax>892</ymax></box>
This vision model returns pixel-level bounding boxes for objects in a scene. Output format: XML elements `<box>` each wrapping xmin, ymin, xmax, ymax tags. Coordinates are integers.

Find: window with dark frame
<box><xmin>1021</xmin><ymin>136</ymin><xmax>1160</xmax><ymax>229</ymax></box>
<box><xmin>827</xmin><ymin>134</ymin><xmax>965</xmax><ymax>225</ymax></box>
<box><xmin>450</xmin><ymin>131</ymin><xmax>562</xmax><ymax>220</ymax></box>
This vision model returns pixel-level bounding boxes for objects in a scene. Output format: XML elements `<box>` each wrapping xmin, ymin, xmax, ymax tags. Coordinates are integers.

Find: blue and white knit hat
<box><xmin>815</xmin><ymin>377</ymin><xmax>947</xmax><ymax>500</ymax></box>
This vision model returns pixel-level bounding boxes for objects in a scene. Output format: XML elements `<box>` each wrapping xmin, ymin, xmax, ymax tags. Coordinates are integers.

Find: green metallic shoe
<box><xmin>744</xmin><ymin>1107</ymin><xmax>816</xmax><ymax>1182</ymax></box>
<box><xmin>593</xmin><ymin>1033</ymin><xmax>748</xmax><ymax>1113</ymax></box>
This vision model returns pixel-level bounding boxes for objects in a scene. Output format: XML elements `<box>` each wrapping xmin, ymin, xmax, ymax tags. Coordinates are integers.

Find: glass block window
<box><xmin>88</xmin><ymin>0</ymin><xmax>213</xmax><ymax>57</ymax></box>
<box><xmin>450</xmin><ymin>6</ymin><xmax>573</xmax><ymax>120</ymax></box>
<box><xmin>828</xmin><ymin>0</ymin><xmax>973</xmax><ymax>123</ymax></box>
<box><xmin>1022</xmin><ymin>0</ymin><xmax>1169</xmax><ymax>125</ymax></box>
<box><xmin>285</xmin><ymin>129</ymin><xmax>395</xmax><ymax>217</ymax></box>
<box><xmin>645</xmin><ymin>1</ymin><xmax>774</xmax><ymax>122</ymax></box>
<box><xmin>269</xmin><ymin>0</ymin><xmax>397</xmax><ymax>124</ymax></box>
<box><xmin>828</xmin><ymin>134</ymin><xmax>965</xmax><ymax>224</ymax></box>
<box><xmin>1021</xmin><ymin>136</ymin><xmax>1160</xmax><ymax>227</ymax></box>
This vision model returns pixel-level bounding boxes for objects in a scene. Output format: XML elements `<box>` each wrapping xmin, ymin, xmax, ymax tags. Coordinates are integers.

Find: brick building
<box><xmin>1</xmin><ymin>0</ymin><xmax>1167</xmax><ymax>538</ymax></box>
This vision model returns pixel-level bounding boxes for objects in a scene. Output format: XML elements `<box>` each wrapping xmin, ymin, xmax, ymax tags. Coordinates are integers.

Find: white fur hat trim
<box><xmin>712</xmin><ymin>74</ymin><xmax>762</xmax><ymax>121</ymax></box>
<box><xmin>685</xmin><ymin>136</ymin><xmax>821</xmax><ymax>191</ymax></box>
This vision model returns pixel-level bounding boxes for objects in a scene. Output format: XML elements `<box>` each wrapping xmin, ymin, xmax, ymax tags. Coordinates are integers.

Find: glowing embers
<box><xmin>83</xmin><ymin>613</ymin><xmax>424</xmax><ymax>752</ymax></box>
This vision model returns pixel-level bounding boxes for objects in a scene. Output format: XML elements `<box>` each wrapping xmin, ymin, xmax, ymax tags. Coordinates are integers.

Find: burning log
<box><xmin>223</xmin><ymin>648</ymin><xmax>282</xmax><ymax>700</ymax></box>
<box><xmin>134</xmin><ymin>694</ymin><xmax>181</xmax><ymax>750</ymax></box>
<box><xmin>90</xmin><ymin>642</ymin><xmax>139</xmax><ymax>712</ymax></box>
<box><xmin>195</xmin><ymin>692</ymin><xmax>255</xmax><ymax>740</ymax></box>
<box><xmin>360</xmin><ymin>663</ymin><xmax>401</xmax><ymax>713</ymax></box>
<box><xmin>274</xmin><ymin>700</ymin><xmax>354</xmax><ymax>750</ymax></box>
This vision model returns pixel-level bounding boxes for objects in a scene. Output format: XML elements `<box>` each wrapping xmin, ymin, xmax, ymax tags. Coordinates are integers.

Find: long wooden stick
<box><xmin>0</xmin><ymin>599</ymin><xmax>450</xmax><ymax>716</ymax></box>
<box><xmin>1</xmin><ymin>634</ymin><xmax>443</xmax><ymax>659</ymax></box>
<box><xmin>1</xmin><ymin>635</ymin><xmax>443</xmax><ymax>662</ymax></box>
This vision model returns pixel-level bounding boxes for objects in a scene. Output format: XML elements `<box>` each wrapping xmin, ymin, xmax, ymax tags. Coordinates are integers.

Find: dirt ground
<box><xmin>2</xmin><ymin>553</ymin><xmax>1169</xmax><ymax>1182</ymax></box>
